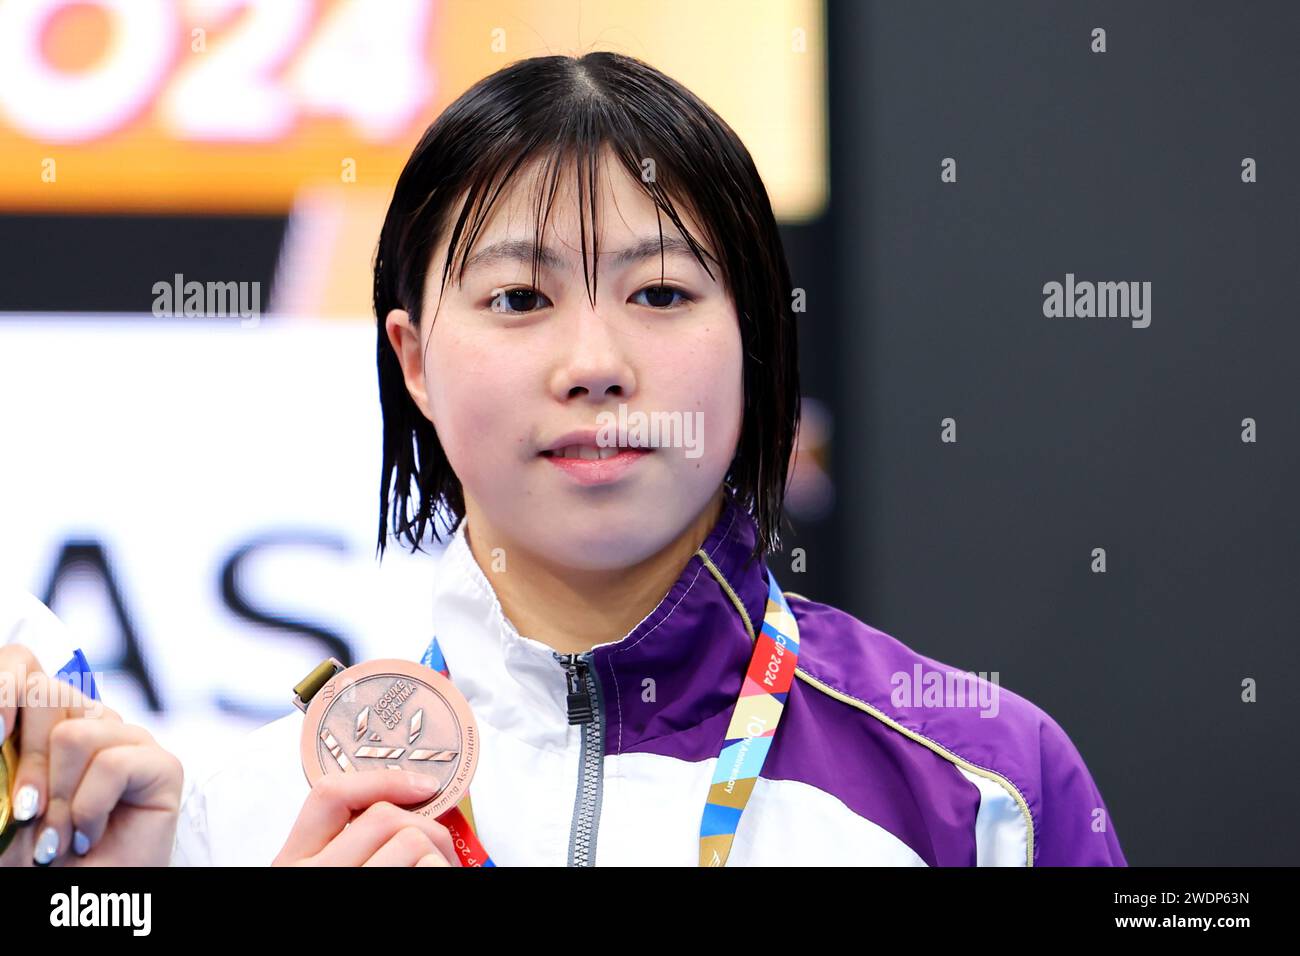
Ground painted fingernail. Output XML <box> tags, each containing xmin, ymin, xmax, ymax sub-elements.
<box><xmin>13</xmin><ymin>784</ymin><xmax>39</xmax><ymax>822</ymax></box>
<box><xmin>33</xmin><ymin>826</ymin><xmax>59</xmax><ymax>865</ymax></box>
<box><xmin>73</xmin><ymin>830</ymin><xmax>91</xmax><ymax>856</ymax></box>
<box><xmin>0</xmin><ymin>713</ymin><xmax>6</xmax><ymax>741</ymax></box>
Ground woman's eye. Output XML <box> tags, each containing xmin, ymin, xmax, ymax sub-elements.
<box><xmin>488</xmin><ymin>287</ymin><xmax>551</xmax><ymax>314</ymax></box>
<box><xmin>487</xmin><ymin>284</ymin><xmax>691</xmax><ymax>314</ymax></box>
<box><xmin>632</xmin><ymin>285</ymin><xmax>692</xmax><ymax>309</ymax></box>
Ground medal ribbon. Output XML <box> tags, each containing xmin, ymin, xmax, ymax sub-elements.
<box><xmin>421</xmin><ymin>567</ymin><xmax>799</xmax><ymax>868</ymax></box>
<box><xmin>418</xmin><ymin>638</ymin><xmax>495</xmax><ymax>867</ymax></box>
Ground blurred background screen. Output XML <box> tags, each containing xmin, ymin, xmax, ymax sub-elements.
<box><xmin>0</xmin><ymin>0</ymin><xmax>833</xmax><ymax>783</ymax></box>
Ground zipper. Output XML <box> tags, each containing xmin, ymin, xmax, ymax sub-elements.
<box><xmin>556</xmin><ymin>650</ymin><xmax>605</xmax><ymax>866</ymax></box>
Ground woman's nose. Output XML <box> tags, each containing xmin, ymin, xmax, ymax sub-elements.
<box><xmin>548</xmin><ymin>308</ymin><xmax>637</xmax><ymax>402</ymax></box>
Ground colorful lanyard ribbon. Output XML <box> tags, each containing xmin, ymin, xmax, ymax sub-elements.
<box><xmin>419</xmin><ymin>638</ymin><xmax>495</xmax><ymax>867</ymax></box>
<box><xmin>699</xmin><ymin>569</ymin><xmax>799</xmax><ymax>866</ymax></box>
<box><xmin>420</xmin><ymin>566</ymin><xmax>800</xmax><ymax>868</ymax></box>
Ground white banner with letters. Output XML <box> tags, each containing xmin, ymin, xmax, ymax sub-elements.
<box><xmin>0</xmin><ymin>316</ymin><xmax>445</xmax><ymax>778</ymax></box>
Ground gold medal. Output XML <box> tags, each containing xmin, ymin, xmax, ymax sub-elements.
<box><xmin>0</xmin><ymin>733</ymin><xmax>18</xmax><ymax>857</ymax></box>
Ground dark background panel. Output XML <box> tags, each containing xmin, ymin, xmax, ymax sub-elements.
<box><xmin>0</xmin><ymin>213</ymin><xmax>285</xmax><ymax>314</ymax></box>
<box><xmin>830</xmin><ymin>0</ymin><xmax>1299</xmax><ymax>864</ymax></box>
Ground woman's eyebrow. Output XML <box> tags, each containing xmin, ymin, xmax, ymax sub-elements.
<box><xmin>462</xmin><ymin>235</ymin><xmax>707</xmax><ymax>274</ymax></box>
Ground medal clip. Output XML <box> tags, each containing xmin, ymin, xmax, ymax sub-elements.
<box><xmin>292</xmin><ymin>658</ymin><xmax>345</xmax><ymax>713</ymax></box>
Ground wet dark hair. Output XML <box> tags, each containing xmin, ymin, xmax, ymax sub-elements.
<box><xmin>374</xmin><ymin>51</ymin><xmax>799</xmax><ymax>563</ymax></box>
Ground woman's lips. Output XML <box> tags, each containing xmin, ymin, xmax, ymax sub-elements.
<box><xmin>539</xmin><ymin>447</ymin><xmax>652</xmax><ymax>486</ymax></box>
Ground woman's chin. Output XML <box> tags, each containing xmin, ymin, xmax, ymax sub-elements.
<box><xmin>518</xmin><ymin>510</ymin><xmax>670</xmax><ymax>572</ymax></box>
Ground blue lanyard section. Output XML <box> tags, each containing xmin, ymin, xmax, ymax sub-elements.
<box><xmin>56</xmin><ymin>648</ymin><xmax>100</xmax><ymax>702</ymax></box>
<box><xmin>418</xmin><ymin>638</ymin><xmax>447</xmax><ymax>673</ymax></box>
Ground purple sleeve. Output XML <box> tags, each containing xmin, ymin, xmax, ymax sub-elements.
<box><xmin>1035</xmin><ymin>713</ymin><xmax>1127</xmax><ymax>866</ymax></box>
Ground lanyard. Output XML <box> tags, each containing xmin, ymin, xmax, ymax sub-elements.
<box><xmin>418</xmin><ymin>636</ymin><xmax>495</xmax><ymax>867</ymax></box>
<box><xmin>699</xmin><ymin>569</ymin><xmax>799</xmax><ymax>865</ymax></box>
<box><xmin>420</xmin><ymin>566</ymin><xmax>800</xmax><ymax>868</ymax></box>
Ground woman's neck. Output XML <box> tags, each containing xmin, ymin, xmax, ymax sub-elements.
<box><xmin>463</xmin><ymin>489</ymin><xmax>726</xmax><ymax>655</ymax></box>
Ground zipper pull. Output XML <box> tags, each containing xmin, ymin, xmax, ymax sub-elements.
<box><xmin>560</xmin><ymin>653</ymin><xmax>594</xmax><ymax>725</ymax></box>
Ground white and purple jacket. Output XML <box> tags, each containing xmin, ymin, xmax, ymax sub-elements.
<box><xmin>168</xmin><ymin>491</ymin><xmax>1127</xmax><ymax>866</ymax></box>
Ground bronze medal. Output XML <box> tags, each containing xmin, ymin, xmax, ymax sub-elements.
<box><xmin>298</xmin><ymin>659</ymin><xmax>479</xmax><ymax>820</ymax></box>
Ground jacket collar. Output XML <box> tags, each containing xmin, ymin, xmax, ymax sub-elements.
<box><xmin>425</xmin><ymin>489</ymin><xmax>771</xmax><ymax>756</ymax></box>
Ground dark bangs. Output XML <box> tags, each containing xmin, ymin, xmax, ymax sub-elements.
<box><xmin>374</xmin><ymin>51</ymin><xmax>799</xmax><ymax>563</ymax></box>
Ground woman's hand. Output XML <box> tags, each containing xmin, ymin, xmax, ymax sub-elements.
<box><xmin>0</xmin><ymin>644</ymin><xmax>184</xmax><ymax>867</ymax></box>
<box><xmin>273</xmin><ymin>770</ymin><xmax>461</xmax><ymax>867</ymax></box>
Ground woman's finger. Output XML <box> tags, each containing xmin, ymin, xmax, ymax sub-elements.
<box><xmin>67</xmin><ymin>743</ymin><xmax>184</xmax><ymax>853</ymax></box>
<box><xmin>9</xmin><ymin>660</ymin><xmax>105</xmax><ymax>833</ymax></box>
<box><xmin>360</xmin><ymin>825</ymin><xmax>440</xmax><ymax>867</ymax></box>
<box><xmin>12</xmin><ymin>671</ymin><xmax>66</xmax><ymax>828</ymax></box>
<box><xmin>43</xmin><ymin>719</ymin><xmax>152</xmax><ymax>862</ymax></box>
<box><xmin>311</xmin><ymin>800</ymin><xmax>454</xmax><ymax>867</ymax></box>
<box><xmin>0</xmin><ymin>643</ymin><xmax>43</xmax><ymax>753</ymax></box>
<box><xmin>273</xmin><ymin>770</ymin><xmax>442</xmax><ymax>863</ymax></box>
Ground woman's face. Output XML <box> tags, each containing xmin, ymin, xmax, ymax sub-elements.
<box><xmin>386</xmin><ymin>149</ymin><xmax>744</xmax><ymax>571</ymax></box>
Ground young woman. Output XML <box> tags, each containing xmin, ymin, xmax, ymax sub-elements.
<box><xmin>174</xmin><ymin>50</ymin><xmax>1127</xmax><ymax>867</ymax></box>
<box><xmin>5</xmin><ymin>52</ymin><xmax>1127</xmax><ymax>867</ymax></box>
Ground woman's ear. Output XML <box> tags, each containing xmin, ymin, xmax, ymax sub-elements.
<box><xmin>384</xmin><ymin>308</ymin><xmax>433</xmax><ymax>419</ymax></box>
